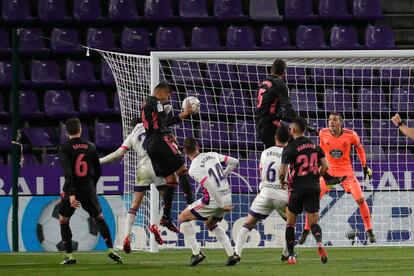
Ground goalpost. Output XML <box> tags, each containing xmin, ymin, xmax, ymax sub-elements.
<box><xmin>95</xmin><ymin>49</ymin><xmax>414</xmax><ymax>252</ymax></box>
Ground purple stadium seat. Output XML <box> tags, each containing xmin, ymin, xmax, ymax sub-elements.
<box><xmin>0</xmin><ymin>156</ymin><xmax>3</xmax><ymax>165</ymax></box>
<box><xmin>114</xmin><ymin>93</ymin><xmax>121</xmax><ymax>114</ymax></box>
<box><xmin>31</xmin><ymin>60</ymin><xmax>64</xmax><ymax>86</ymax></box>
<box><xmin>144</xmin><ymin>0</ymin><xmax>176</xmax><ymax>22</ymax></box>
<box><xmin>218</xmin><ymin>89</ymin><xmax>254</xmax><ymax>116</ymax></box>
<box><xmin>250</xmin><ymin>0</ymin><xmax>282</xmax><ymax>22</ymax></box>
<box><xmin>285</xmin><ymin>67</ymin><xmax>309</xmax><ymax>84</ymax></box>
<box><xmin>191</xmin><ymin>27</ymin><xmax>224</xmax><ymax>51</ymax></box>
<box><xmin>187</xmin><ymin>89</ymin><xmax>217</xmax><ymax>115</ymax></box>
<box><xmin>169</xmin><ymin>60</ymin><xmax>203</xmax><ymax>85</ymax></box>
<box><xmin>11</xmin><ymin>90</ymin><xmax>44</xmax><ymax>118</ymax></box>
<box><xmin>0</xmin><ymin>94</ymin><xmax>9</xmax><ymax>118</ymax></box>
<box><xmin>94</xmin><ymin>123</ymin><xmax>123</xmax><ymax>150</ymax></box>
<box><xmin>0</xmin><ymin>29</ymin><xmax>11</xmax><ymax>53</ymax></box>
<box><xmin>364</xmin><ymin>145</ymin><xmax>387</xmax><ymax>162</ymax></box>
<box><xmin>101</xmin><ymin>60</ymin><xmax>115</xmax><ymax>86</ymax></box>
<box><xmin>199</xmin><ymin>121</ymin><xmax>232</xmax><ymax>150</ymax></box>
<box><xmin>0</xmin><ymin>61</ymin><xmax>27</xmax><ymax>86</ymax></box>
<box><xmin>121</xmin><ymin>27</ymin><xmax>152</xmax><ymax>53</ymax></box>
<box><xmin>108</xmin><ymin>0</ymin><xmax>139</xmax><ymax>21</ymax></box>
<box><xmin>86</xmin><ymin>28</ymin><xmax>117</xmax><ymax>51</ymax></box>
<box><xmin>380</xmin><ymin>68</ymin><xmax>410</xmax><ymax>85</ymax></box>
<box><xmin>156</xmin><ymin>27</ymin><xmax>187</xmax><ymax>51</ymax></box>
<box><xmin>2</xmin><ymin>0</ymin><xmax>32</xmax><ymax>21</ymax></box>
<box><xmin>319</xmin><ymin>0</ymin><xmax>352</xmax><ymax>21</ymax></box>
<box><xmin>357</xmin><ymin>87</ymin><xmax>388</xmax><ymax>112</ymax></box>
<box><xmin>365</xmin><ymin>25</ymin><xmax>395</xmax><ymax>49</ymax></box>
<box><xmin>51</xmin><ymin>28</ymin><xmax>82</xmax><ymax>54</ymax></box>
<box><xmin>353</xmin><ymin>0</ymin><xmax>384</xmax><ymax>21</ymax></box>
<box><xmin>311</xmin><ymin>67</ymin><xmax>343</xmax><ymax>84</ymax></box>
<box><xmin>284</xmin><ymin>0</ymin><xmax>318</xmax><ymax>22</ymax></box>
<box><xmin>79</xmin><ymin>90</ymin><xmax>113</xmax><ymax>115</ymax></box>
<box><xmin>391</xmin><ymin>87</ymin><xmax>414</xmax><ymax>112</ymax></box>
<box><xmin>261</xmin><ymin>26</ymin><xmax>292</xmax><ymax>50</ymax></box>
<box><xmin>343</xmin><ymin>119</ymin><xmax>365</xmax><ymax>138</ymax></box>
<box><xmin>59</xmin><ymin>123</ymin><xmax>90</xmax><ymax>144</ymax></box>
<box><xmin>38</xmin><ymin>0</ymin><xmax>70</xmax><ymax>21</ymax></box>
<box><xmin>73</xmin><ymin>0</ymin><xmax>104</xmax><ymax>21</ymax></box>
<box><xmin>205</xmin><ymin>63</ymin><xmax>239</xmax><ymax>86</ymax></box>
<box><xmin>23</xmin><ymin>127</ymin><xmax>57</xmax><ymax>148</ymax></box>
<box><xmin>229</xmin><ymin>159</ymin><xmax>259</xmax><ymax>193</ymax></box>
<box><xmin>289</xmin><ymin>88</ymin><xmax>318</xmax><ymax>112</ymax></box>
<box><xmin>306</xmin><ymin>119</ymin><xmax>325</xmax><ymax>138</ymax></box>
<box><xmin>0</xmin><ymin>125</ymin><xmax>12</xmax><ymax>150</ymax></box>
<box><xmin>19</xmin><ymin>28</ymin><xmax>49</xmax><ymax>54</ymax></box>
<box><xmin>239</xmin><ymin>64</ymin><xmax>268</xmax><ymax>86</ymax></box>
<box><xmin>370</xmin><ymin>120</ymin><xmax>398</xmax><ymax>145</ymax></box>
<box><xmin>226</xmin><ymin>26</ymin><xmax>257</xmax><ymax>50</ymax></box>
<box><xmin>330</xmin><ymin>26</ymin><xmax>363</xmax><ymax>50</ymax></box>
<box><xmin>44</xmin><ymin>90</ymin><xmax>78</xmax><ymax>118</ymax></box>
<box><xmin>179</xmin><ymin>0</ymin><xmax>211</xmax><ymax>21</ymax></box>
<box><xmin>214</xmin><ymin>0</ymin><xmax>248</xmax><ymax>21</ymax></box>
<box><xmin>42</xmin><ymin>153</ymin><xmax>60</xmax><ymax>166</ymax></box>
<box><xmin>231</xmin><ymin>120</ymin><xmax>262</xmax><ymax>150</ymax></box>
<box><xmin>343</xmin><ymin>68</ymin><xmax>379</xmax><ymax>85</ymax></box>
<box><xmin>171</xmin><ymin>121</ymin><xmax>197</xmax><ymax>146</ymax></box>
<box><xmin>296</xmin><ymin>25</ymin><xmax>328</xmax><ymax>50</ymax></box>
<box><xmin>66</xmin><ymin>60</ymin><xmax>98</xmax><ymax>86</ymax></box>
<box><xmin>323</xmin><ymin>87</ymin><xmax>352</xmax><ymax>112</ymax></box>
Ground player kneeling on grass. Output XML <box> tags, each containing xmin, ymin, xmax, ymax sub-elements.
<box><xmin>99</xmin><ymin>117</ymin><xmax>165</xmax><ymax>253</ymax></box>
<box><xmin>58</xmin><ymin>118</ymin><xmax>123</xmax><ymax>265</ymax></box>
<box><xmin>179</xmin><ymin>137</ymin><xmax>240</xmax><ymax>266</ymax></box>
<box><xmin>235</xmin><ymin>125</ymin><xmax>294</xmax><ymax>262</ymax></box>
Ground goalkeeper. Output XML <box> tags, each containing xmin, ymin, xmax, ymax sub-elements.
<box><xmin>299</xmin><ymin>112</ymin><xmax>376</xmax><ymax>244</ymax></box>
<box><xmin>255</xmin><ymin>59</ymin><xmax>298</xmax><ymax>149</ymax></box>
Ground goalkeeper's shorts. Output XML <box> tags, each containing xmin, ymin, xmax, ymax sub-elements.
<box><xmin>320</xmin><ymin>174</ymin><xmax>364</xmax><ymax>201</ymax></box>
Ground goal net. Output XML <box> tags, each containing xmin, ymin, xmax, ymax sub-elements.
<box><xmin>97</xmin><ymin>49</ymin><xmax>414</xmax><ymax>251</ymax></box>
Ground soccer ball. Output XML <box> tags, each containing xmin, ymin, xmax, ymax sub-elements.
<box><xmin>36</xmin><ymin>199</ymin><xmax>99</xmax><ymax>251</ymax></box>
<box><xmin>182</xmin><ymin>96</ymin><xmax>201</xmax><ymax>113</ymax></box>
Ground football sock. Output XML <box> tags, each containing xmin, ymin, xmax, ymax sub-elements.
<box><xmin>304</xmin><ymin>215</ymin><xmax>311</xmax><ymax>231</ymax></box>
<box><xmin>210</xmin><ymin>225</ymin><xmax>234</xmax><ymax>257</ymax></box>
<box><xmin>311</xmin><ymin>223</ymin><xmax>323</xmax><ymax>244</ymax></box>
<box><xmin>59</xmin><ymin>220</ymin><xmax>73</xmax><ymax>254</ymax></box>
<box><xmin>358</xmin><ymin>200</ymin><xmax>373</xmax><ymax>231</ymax></box>
<box><xmin>162</xmin><ymin>185</ymin><xmax>176</xmax><ymax>219</ymax></box>
<box><xmin>235</xmin><ymin>224</ymin><xmax>252</xmax><ymax>256</ymax></box>
<box><xmin>125</xmin><ymin>208</ymin><xmax>137</xmax><ymax>238</ymax></box>
<box><xmin>96</xmin><ymin>217</ymin><xmax>114</xmax><ymax>248</ymax></box>
<box><xmin>285</xmin><ymin>225</ymin><xmax>295</xmax><ymax>257</ymax></box>
<box><xmin>180</xmin><ymin>222</ymin><xmax>200</xmax><ymax>255</ymax></box>
<box><xmin>178</xmin><ymin>173</ymin><xmax>193</xmax><ymax>205</ymax></box>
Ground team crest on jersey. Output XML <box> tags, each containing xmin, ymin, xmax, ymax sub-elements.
<box><xmin>330</xmin><ymin>149</ymin><xmax>343</xmax><ymax>158</ymax></box>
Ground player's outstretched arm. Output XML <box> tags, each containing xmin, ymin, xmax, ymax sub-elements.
<box><xmin>352</xmin><ymin>132</ymin><xmax>372</xmax><ymax>181</ymax></box>
<box><xmin>222</xmin><ymin>156</ymin><xmax>239</xmax><ymax>177</ymax></box>
<box><xmin>99</xmin><ymin>147</ymin><xmax>128</xmax><ymax>164</ymax></box>
<box><xmin>391</xmin><ymin>114</ymin><xmax>414</xmax><ymax>140</ymax></box>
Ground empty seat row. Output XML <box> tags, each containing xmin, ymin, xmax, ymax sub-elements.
<box><xmin>0</xmin><ymin>59</ymin><xmax>114</xmax><ymax>86</ymax></box>
<box><xmin>1</xmin><ymin>0</ymin><xmax>384</xmax><ymax>23</ymax></box>
<box><xmin>0</xmin><ymin>90</ymin><xmax>120</xmax><ymax>119</ymax></box>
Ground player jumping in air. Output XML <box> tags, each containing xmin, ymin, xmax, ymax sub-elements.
<box><xmin>298</xmin><ymin>112</ymin><xmax>376</xmax><ymax>245</ymax></box>
<box><xmin>100</xmin><ymin>117</ymin><xmax>165</xmax><ymax>253</ymax></box>
<box><xmin>279</xmin><ymin>117</ymin><xmax>330</xmax><ymax>265</ymax></box>
<box><xmin>141</xmin><ymin>83</ymin><xmax>194</xmax><ymax>233</ymax></box>
<box><xmin>58</xmin><ymin>118</ymin><xmax>123</xmax><ymax>265</ymax></box>
<box><xmin>235</xmin><ymin>125</ymin><xmax>294</xmax><ymax>262</ymax></box>
<box><xmin>179</xmin><ymin>137</ymin><xmax>240</xmax><ymax>266</ymax></box>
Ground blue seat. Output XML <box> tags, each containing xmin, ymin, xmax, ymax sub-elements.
<box><xmin>296</xmin><ymin>25</ymin><xmax>328</xmax><ymax>50</ymax></box>
<box><xmin>144</xmin><ymin>0</ymin><xmax>176</xmax><ymax>22</ymax></box>
<box><xmin>101</xmin><ymin>59</ymin><xmax>115</xmax><ymax>86</ymax></box>
<box><xmin>353</xmin><ymin>0</ymin><xmax>384</xmax><ymax>21</ymax></box>
<box><xmin>214</xmin><ymin>0</ymin><xmax>248</xmax><ymax>21</ymax></box>
<box><xmin>38</xmin><ymin>0</ymin><xmax>71</xmax><ymax>21</ymax></box>
<box><xmin>169</xmin><ymin>60</ymin><xmax>203</xmax><ymax>85</ymax></box>
<box><xmin>226</xmin><ymin>26</ymin><xmax>257</xmax><ymax>50</ymax></box>
<box><xmin>319</xmin><ymin>0</ymin><xmax>352</xmax><ymax>21</ymax></box>
<box><xmin>261</xmin><ymin>26</ymin><xmax>293</xmax><ymax>50</ymax></box>
<box><xmin>108</xmin><ymin>0</ymin><xmax>140</xmax><ymax>21</ymax></box>
<box><xmin>191</xmin><ymin>27</ymin><xmax>223</xmax><ymax>51</ymax></box>
<box><xmin>285</xmin><ymin>67</ymin><xmax>310</xmax><ymax>84</ymax></box>
<box><xmin>121</xmin><ymin>27</ymin><xmax>152</xmax><ymax>53</ymax></box>
<box><xmin>0</xmin><ymin>29</ymin><xmax>11</xmax><ymax>54</ymax></box>
<box><xmin>44</xmin><ymin>90</ymin><xmax>78</xmax><ymax>118</ymax></box>
<box><xmin>73</xmin><ymin>0</ymin><xmax>104</xmax><ymax>21</ymax></box>
<box><xmin>156</xmin><ymin>27</ymin><xmax>187</xmax><ymax>51</ymax></box>
<box><xmin>86</xmin><ymin>28</ymin><xmax>117</xmax><ymax>51</ymax></box>
<box><xmin>380</xmin><ymin>68</ymin><xmax>410</xmax><ymax>85</ymax></box>
<box><xmin>51</xmin><ymin>28</ymin><xmax>82</xmax><ymax>54</ymax></box>
<box><xmin>231</xmin><ymin>120</ymin><xmax>262</xmax><ymax>150</ymax></box>
<box><xmin>179</xmin><ymin>0</ymin><xmax>211</xmax><ymax>21</ymax></box>
<box><xmin>205</xmin><ymin>63</ymin><xmax>239</xmax><ymax>87</ymax></box>
<box><xmin>284</xmin><ymin>0</ymin><xmax>318</xmax><ymax>22</ymax></box>
<box><xmin>2</xmin><ymin>0</ymin><xmax>32</xmax><ymax>21</ymax></box>
<box><xmin>19</xmin><ymin>28</ymin><xmax>49</xmax><ymax>54</ymax></box>
<box><xmin>365</xmin><ymin>25</ymin><xmax>395</xmax><ymax>49</ymax></box>
<box><xmin>238</xmin><ymin>64</ymin><xmax>268</xmax><ymax>86</ymax></box>
<box><xmin>218</xmin><ymin>89</ymin><xmax>254</xmax><ymax>116</ymax></box>
<box><xmin>357</xmin><ymin>87</ymin><xmax>388</xmax><ymax>112</ymax></box>
<box><xmin>0</xmin><ymin>61</ymin><xmax>28</xmax><ymax>87</ymax></box>
<box><xmin>199</xmin><ymin>121</ymin><xmax>232</xmax><ymax>150</ymax></box>
<box><xmin>311</xmin><ymin>67</ymin><xmax>343</xmax><ymax>85</ymax></box>
<box><xmin>94</xmin><ymin>123</ymin><xmax>123</xmax><ymax>150</ymax></box>
<box><xmin>23</xmin><ymin>127</ymin><xmax>57</xmax><ymax>148</ymax></box>
<box><xmin>31</xmin><ymin>60</ymin><xmax>64</xmax><ymax>86</ymax></box>
<box><xmin>344</xmin><ymin>68</ymin><xmax>380</xmax><ymax>85</ymax></box>
<box><xmin>249</xmin><ymin>0</ymin><xmax>282</xmax><ymax>22</ymax></box>
<box><xmin>0</xmin><ymin>94</ymin><xmax>9</xmax><ymax>118</ymax></box>
<box><xmin>0</xmin><ymin>124</ymin><xmax>12</xmax><ymax>150</ymax></box>
<box><xmin>79</xmin><ymin>90</ymin><xmax>113</xmax><ymax>115</ymax></box>
<box><xmin>66</xmin><ymin>60</ymin><xmax>98</xmax><ymax>86</ymax></box>
<box><xmin>114</xmin><ymin>93</ymin><xmax>121</xmax><ymax>115</ymax></box>
<box><xmin>330</xmin><ymin>26</ymin><xmax>363</xmax><ymax>50</ymax></box>
<box><xmin>11</xmin><ymin>90</ymin><xmax>44</xmax><ymax>118</ymax></box>
<box><xmin>391</xmin><ymin>87</ymin><xmax>414</xmax><ymax>112</ymax></box>
<box><xmin>290</xmin><ymin>88</ymin><xmax>318</xmax><ymax>112</ymax></box>
<box><xmin>323</xmin><ymin>87</ymin><xmax>352</xmax><ymax>112</ymax></box>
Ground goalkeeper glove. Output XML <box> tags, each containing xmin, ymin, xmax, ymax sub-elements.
<box><xmin>323</xmin><ymin>173</ymin><xmax>346</xmax><ymax>189</ymax></box>
<box><xmin>363</xmin><ymin>166</ymin><xmax>372</xmax><ymax>181</ymax></box>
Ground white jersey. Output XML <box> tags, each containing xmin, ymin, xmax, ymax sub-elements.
<box><xmin>259</xmin><ymin>146</ymin><xmax>286</xmax><ymax>199</ymax></box>
<box><xmin>121</xmin><ymin>123</ymin><xmax>147</xmax><ymax>162</ymax></box>
<box><xmin>189</xmin><ymin>152</ymin><xmax>232</xmax><ymax>208</ymax></box>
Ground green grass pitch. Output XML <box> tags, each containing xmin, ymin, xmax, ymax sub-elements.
<box><xmin>1</xmin><ymin>247</ymin><xmax>413</xmax><ymax>276</ymax></box>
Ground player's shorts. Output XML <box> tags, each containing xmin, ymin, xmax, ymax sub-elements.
<box><xmin>320</xmin><ymin>173</ymin><xmax>364</xmax><ymax>201</ymax></box>
<box><xmin>147</xmin><ymin>134</ymin><xmax>184</xmax><ymax>177</ymax></box>
<box><xmin>287</xmin><ymin>189</ymin><xmax>320</xmax><ymax>215</ymax></box>
<box><xmin>59</xmin><ymin>189</ymin><xmax>102</xmax><ymax>218</ymax></box>
<box><xmin>134</xmin><ymin>156</ymin><xmax>166</xmax><ymax>192</ymax></box>
<box><xmin>256</xmin><ymin>124</ymin><xmax>277</xmax><ymax>149</ymax></box>
<box><xmin>249</xmin><ymin>190</ymin><xmax>287</xmax><ymax>220</ymax></box>
<box><xmin>188</xmin><ymin>199</ymin><xmax>230</xmax><ymax>221</ymax></box>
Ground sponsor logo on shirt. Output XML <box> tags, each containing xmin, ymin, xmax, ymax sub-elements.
<box><xmin>330</xmin><ymin>149</ymin><xmax>343</xmax><ymax>158</ymax></box>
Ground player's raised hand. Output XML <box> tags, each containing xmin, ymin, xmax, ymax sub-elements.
<box><xmin>363</xmin><ymin>166</ymin><xmax>373</xmax><ymax>181</ymax></box>
<box><xmin>70</xmin><ymin>195</ymin><xmax>80</xmax><ymax>208</ymax></box>
<box><xmin>180</xmin><ymin>103</ymin><xmax>193</xmax><ymax>119</ymax></box>
<box><xmin>391</xmin><ymin>113</ymin><xmax>402</xmax><ymax>127</ymax></box>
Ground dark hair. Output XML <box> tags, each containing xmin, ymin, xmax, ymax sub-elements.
<box><xmin>65</xmin><ymin>118</ymin><xmax>81</xmax><ymax>135</ymax></box>
<box><xmin>271</xmin><ymin>59</ymin><xmax>286</xmax><ymax>75</ymax></box>
<box><xmin>183</xmin><ymin>137</ymin><xmax>198</xmax><ymax>154</ymax></box>
<box><xmin>131</xmin><ymin>117</ymin><xmax>142</xmax><ymax>127</ymax></box>
<box><xmin>154</xmin><ymin>83</ymin><xmax>171</xmax><ymax>94</ymax></box>
<box><xmin>329</xmin><ymin>111</ymin><xmax>343</xmax><ymax>120</ymax></box>
<box><xmin>291</xmin><ymin>117</ymin><xmax>308</xmax><ymax>134</ymax></box>
<box><xmin>276</xmin><ymin>125</ymin><xmax>290</xmax><ymax>144</ymax></box>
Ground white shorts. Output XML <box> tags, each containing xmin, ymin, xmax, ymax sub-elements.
<box><xmin>188</xmin><ymin>198</ymin><xmax>230</xmax><ymax>221</ymax></box>
<box><xmin>135</xmin><ymin>156</ymin><xmax>166</xmax><ymax>192</ymax></box>
<box><xmin>249</xmin><ymin>190</ymin><xmax>287</xmax><ymax>220</ymax></box>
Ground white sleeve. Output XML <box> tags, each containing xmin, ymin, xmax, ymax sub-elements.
<box><xmin>121</xmin><ymin>134</ymin><xmax>133</xmax><ymax>149</ymax></box>
<box><xmin>217</xmin><ymin>153</ymin><xmax>239</xmax><ymax>177</ymax></box>
<box><xmin>99</xmin><ymin>147</ymin><xmax>128</xmax><ymax>164</ymax></box>
<box><xmin>202</xmin><ymin>178</ymin><xmax>224</xmax><ymax>208</ymax></box>
<box><xmin>259</xmin><ymin>151</ymin><xmax>265</xmax><ymax>178</ymax></box>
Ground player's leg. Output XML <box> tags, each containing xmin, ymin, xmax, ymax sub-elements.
<box><xmin>234</xmin><ymin>214</ymin><xmax>259</xmax><ymax>257</ymax></box>
<box><xmin>58</xmin><ymin>195</ymin><xmax>76</xmax><ymax>265</ymax></box>
<box><xmin>347</xmin><ymin>176</ymin><xmax>376</xmax><ymax>243</ymax></box>
<box><xmin>160</xmin><ymin>174</ymin><xmax>180</xmax><ymax>233</ymax></box>
<box><xmin>149</xmin><ymin>185</ymin><xmax>166</xmax><ymax>245</ymax></box>
<box><xmin>285</xmin><ymin>191</ymin><xmax>302</xmax><ymax>265</ymax></box>
<box><xmin>123</xmin><ymin>190</ymin><xmax>146</xmax><ymax>253</ymax></box>
<box><xmin>257</xmin><ymin>124</ymin><xmax>277</xmax><ymax>149</ymax></box>
<box><xmin>178</xmin><ymin>204</ymin><xmax>204</xmax><ymax>266</ymax></box>
<box><xmin>176</xmin><ymin>165</ymin><xmax>194</xmax><ymax>205</ymax></box>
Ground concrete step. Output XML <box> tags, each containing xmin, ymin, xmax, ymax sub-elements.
<box><xmin>381</xmin><ymin>0</ymin><xmax>414</xmax><ymax>13</ymax></box>
<box><xmin>384</xmin><ymin>14</ymin><xmax>414</xmax><ymax>29</ymax></box>
<box><xmin>393</xmin><ymin>29</ymin><xmax>414</xmax><ymax>46</ymax></box>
